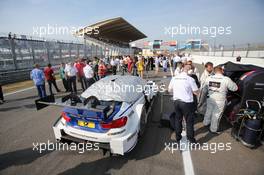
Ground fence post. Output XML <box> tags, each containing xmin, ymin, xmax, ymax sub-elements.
<box><xmin>58</xmin><ymin>42</ymin><xmax>62</xmax><ymax>62</ymax></box>
<box><xmin>246</xmin><ymin>43</ymin><xmax>250</xmax><ymax>58</ymax></box>
<box><xmin>95</xmin><ymin>45</ymin><xmax>98</xmax><ymax>57</ymax></box>
<box><xmin>90</xmin><ymin>44</ymin><xmax>94</xmax><ymax>58</ymax></box>
<box><xmin>69</xmin><ymin>43</ymin><xmax>72</xmax><ymax>61</ymax></box>
<box><xmin>31</xmin><ymin>42</ymin><xmax>36</xmax><ymax>64</ymax></box>
<box><xmin>77</xmin><ymin>44</ymin><xmax>80</xmax><ymax>58</ymax></box>
<box><xmin>213</xmin><ymin>46</ymin><xmax>216</xmax><ymax>56</ymax></box>
<box><xmin>84</xmin><ymin>39</ymin><xmax>87</xmax><ymax>58</ymax></box>
<box><xmin>9</xmin><ymin>38</ymin><xmax>18</xmax><ymax>70</ymax></box>
<box><xmin>46</xmin><ymin>42</ymin><xmax>51</xmax><ymax>64</ymax></box>
<box><xmin>221</xmin><ymin>45</ymin><xmax>224</xmax><ymax>57</ymax></box>
<box><xmin>232</xmin><ymin>44</ymin><xmax>235</xmax><ymax>57</ymax></box>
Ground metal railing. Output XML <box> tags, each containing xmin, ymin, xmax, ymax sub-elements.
<box><xmin>191</xmin><ymin>43</ymin><xmax>264</xmax><ymax>58</ymax></box>
<box><xmin>0</xmin><ymin>33</ymin><xmax>133</xmax><ymax>84</ymax></box>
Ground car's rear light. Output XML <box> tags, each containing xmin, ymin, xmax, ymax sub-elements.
<box><xmin>100</xmin><ymin>116</ymin><xmax>128</xmax><ymax>129</ymax></box>
<box><xmin>61</xmin><ymin>112</ymin><xmax>71</xmax><ymax>122</ymax></box>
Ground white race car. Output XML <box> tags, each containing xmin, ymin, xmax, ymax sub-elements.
<box><xmin>37</xmin><ymin>75</ymin><xmax>157</xmax><ymax>155</ymax></box>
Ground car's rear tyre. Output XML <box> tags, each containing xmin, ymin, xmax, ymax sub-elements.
<box><xmin>139</xmin><ymin>106</ymin><xmax>147</xmax><ymax>136</ymax></box>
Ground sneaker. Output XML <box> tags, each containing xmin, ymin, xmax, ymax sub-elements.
<box><xmin>209</xmin><ymin>130</ymin><xmax>221</xmax><ymax>135</ymax></box>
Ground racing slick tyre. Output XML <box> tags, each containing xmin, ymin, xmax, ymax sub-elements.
<box><xmin>139</xmin><ymin>106</ymin><xmax>147</xmax><ymax>137</ymax></box>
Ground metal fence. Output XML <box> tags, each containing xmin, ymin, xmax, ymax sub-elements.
<box><xmin>0</xmin><ymin>34</ymin><xmax>132</xmax><ymax>84</ymax></box>
<box><xmin>191</xmin><ymin>43</ymin><xmax>264</xmax><ymax>58</ymax></box>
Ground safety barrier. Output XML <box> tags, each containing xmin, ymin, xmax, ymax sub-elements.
<box><xmin>0</xmin><ymin>34</ymin><xmax>133</xmax><ymax>85</ymax></box>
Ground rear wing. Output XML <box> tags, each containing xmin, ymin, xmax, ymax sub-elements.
<box><xmin>35</xmin><ymin>94</ymin><xmax>109</xmax><ymax>113</ymax></box>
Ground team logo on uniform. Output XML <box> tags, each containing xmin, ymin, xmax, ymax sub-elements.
<box><xmin>209</xmin><ymin>81</ymin><xmax>221</xmax><ymax>88</ymax></box>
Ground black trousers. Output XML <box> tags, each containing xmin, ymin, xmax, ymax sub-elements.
<box><xmin>112</xmin><ymin>66</ymin><xmax>117</xmax><ymax>75</ymax></box>
<box><xmin>174</xmin><ymin>100</ymin><xmax>195</xmax><ymax>140</ymax></box>
<box><xmin>62</xmin><ymin>78</ymin><xmax>69</xmax><ymax>92</ymax></box>
<box><xmin>68</xmin><ymin>76</ymin><xmax>77</xmax><ymax>93</ymax></box>
<box><xmin>79</xmin><ymin>75</ymin><xmax>87</xmax><ymax>91</ymax></box>
<box><xmin>47</xmin><ymin>79</ymin><xmax>60</xmax><ymax>95</ymax></box>
<box><xmin>0</xmin><ymin>85</ymin><xmax>4</xmax><ymax>100</ymax></box>
<box><xmin>86</xmin><ymin>78</ymin><xmax>95</xmax><ymax>88</ymax></box>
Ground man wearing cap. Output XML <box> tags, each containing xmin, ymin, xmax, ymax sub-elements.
<box><xmin>203</xmin><ymin>66</ymin><xmax>238</xmax><ymax>134</ymax></box>
<box><xmin>168</xmin><ymin>64</ymin><xmax>199</xmax><ymax>143</ymax></box>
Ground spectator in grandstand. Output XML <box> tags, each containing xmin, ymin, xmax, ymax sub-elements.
<box><xmin>44</xmin><ymin>64</ymin><xmax>61</xmax><ymax>95</ymax></box>
<box><xmin>30</xmin><ymin>64</ymin><xmax>46</xmax><ymax>98</ymax></box>
<box><xmin>75</xmin><ymin>59</ymin><xmax>87</xmax><ymax>91</ymax></box>
<box><xmin>65</xmin><ymin>62</ymin><xmax>78</xmax><ymax>93</ymax></box>
<box><xmin>98</xmin><ymin>60</ymin><xmax>107</xmax><ymax>79</ymax></box>
<box><xmin>0</xmin><ymin>84</ymin><xmax>5</xmax><ymax>104</ymax></box>
<box><xmin>59</xmin><ymin>62</ymin><xmax>69</xmax><ymax>92</ymax></box>
<box><xmin>83</xmin><ymin>60</ymin><xmax>95</xmax><ymax>88</ymax></box>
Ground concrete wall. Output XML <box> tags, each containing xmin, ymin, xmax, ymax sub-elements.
<box><xmin>191</xmin><ymin>55</ymin><xmax>264</xmax><ymax>68</ymax></box>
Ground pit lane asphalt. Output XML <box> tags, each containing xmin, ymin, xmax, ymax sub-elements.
<box><xmin>0</xmin><ymin>66</ymin><xmax>264</xmax><ymax>175</ymax></box>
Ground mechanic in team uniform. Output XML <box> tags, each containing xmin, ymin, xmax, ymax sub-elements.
<box><xmin>203</xmin><ymin>66</ymin><xmax>238</xmax><ymax>134</ymax></box>
<box><xmin>168</xmin><ymin>64</ymin><xmax>199</xmax><ymax>143</ymax></box>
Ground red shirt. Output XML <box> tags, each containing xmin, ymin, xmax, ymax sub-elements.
<box><xmin>44</xmin><ymin>67</ymin><xmax>54</xmax><ymax>81</ymax></box>
<box><xmin>98</xmin><ymin>64</ymin><xmax>107</xmax><ymax>76</ymax></box>
<box><xmin>75</xmin><ymin>62</ymin><xmax>85</xmax><ymax>77</ymax></box>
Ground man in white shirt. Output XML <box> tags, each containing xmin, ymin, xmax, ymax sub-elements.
<box><xmin>168</xmin><ymin>64</ymin><xmax>199</xmax><ymax>143</ymax></box>
<box><xmin>115</xmin><ymin>57</ymin><xmax>120</xmax><ymax>72</ymax></box>
<box><xmin>83</xmin><ymin>60</ymin><xmax>94</xmax><ymax>88</ymax></box>
<box><xmin>162</xmin><ymin>57</ymin><xmax>168</xmax><ymax>72</ymax></box>
<box><xmin>65</xmin><ymin>62</ymin><xmax>78</xmax><ymax>93</ymax></box>
<box><xmin>173</xmin><ymin>54</ymin><xmax>181</xmax><ymax>70</ymax></box>
<box><xmin>154</xmin><ymin>57</ymin><xmax>160</xmax><ymax>75</ymax></box>
<box><xmin>186</xmin><ymin>60</ymin><xmax>200</xmax><ymax>80</ymax></box>
<box><xmin>203</xmin><ymin>66</ymin><xmax>238</xmax><ymax>134</ymax></box>
<box><xmin>200</xmin><ymin>62</ymin><xmax>214</xmax><ymax>88</ymax></box>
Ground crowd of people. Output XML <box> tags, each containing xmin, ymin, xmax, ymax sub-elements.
<box><xmin>168</xmin><ymin>55</ymin><xmax>238</xmax><ymax>144</ymax></box>
<box><xmin>30</xmin><ymin>55</ymin><xmax>155</xmax><ymax>98</ymax></box>
<box><xmin>30</xmin><ymin>54</ymin><xmax>184</xmax><ymax>100</ymax></box>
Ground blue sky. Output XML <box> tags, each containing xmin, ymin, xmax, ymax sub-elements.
<box><xmin>0</xmin><ymin>0</ymin><xmax>263</xmax><ymax>45</ymax></box>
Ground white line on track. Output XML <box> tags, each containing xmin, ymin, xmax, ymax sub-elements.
<box><xmin>181</xmin><ymin>131</ymin><xmax>195</xmax><ymax>175</ymax></box>
<box><xmin>4</xmin><ymin>86</ymin><xmax>36</xmax><ymax>96</ymax></box>
<box><xmin>4</xmin><ymin>80</ymin><xmax>62</xmax><ymax>97</ymax></box>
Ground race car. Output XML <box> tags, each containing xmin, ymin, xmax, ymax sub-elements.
<box><xmin>36</xmin><ymin>75</ymin><xmax>157</xmax><ymax>155</ymax></box>
<box><xmin>220</xmin><ymin>62</ymin><xmax>264</xmax><ymax>123</ymax></box>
